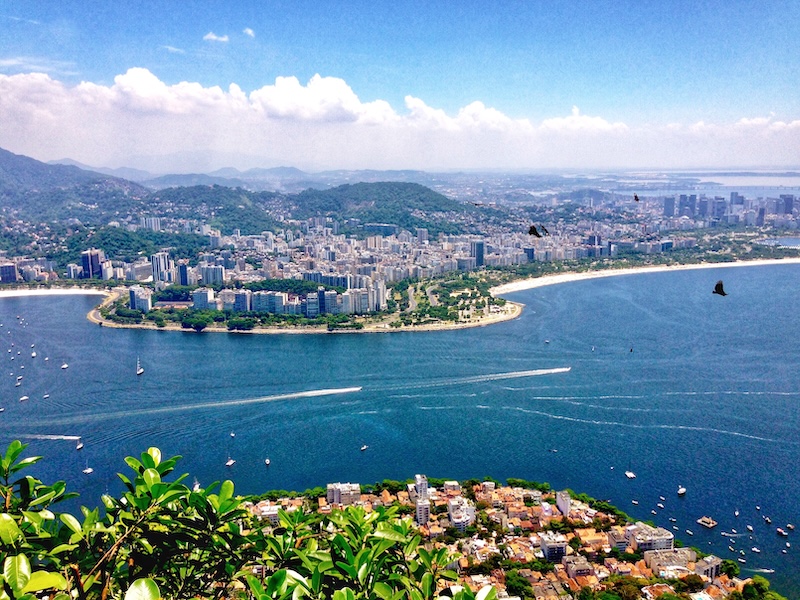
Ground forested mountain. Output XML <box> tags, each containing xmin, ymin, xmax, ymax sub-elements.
<box><xmin>0</xmin><ymin>147</ymin><xmax>149</xmax><ymax>222</ymax></box>
<box><xmin>0</xmin><ymin>148</ymin><xmax>477</xmax><ymax>235</ymax></box>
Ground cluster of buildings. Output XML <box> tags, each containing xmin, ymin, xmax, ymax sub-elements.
<box><xmin>246</xmin><ymin>477</ymin><xmax>756</xmax><ymax>600</ymax></box>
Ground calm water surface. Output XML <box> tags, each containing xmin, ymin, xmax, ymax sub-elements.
<box><xmin>2</xmin><ymin>264</ymin><xmax>800</xmax><ymax>595</ymax></box>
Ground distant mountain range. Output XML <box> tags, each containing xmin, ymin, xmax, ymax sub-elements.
<box><xmin>1</xmin><ymin>147</ymin><xmax>478</xmax><ymax>236</ymax></box>
<box><xmin>46</xmin><ymin>157</ymin><xmax>453</xmax><ymax>193</ymax></box>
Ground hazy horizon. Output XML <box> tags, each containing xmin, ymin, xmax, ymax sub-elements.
<box><xmin>2</xmin><ymin>1</ymin><xmax>799</xmax><ymax>172</ymax></box>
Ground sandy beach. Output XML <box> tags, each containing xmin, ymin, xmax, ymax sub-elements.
<box><xmin>2</xmin><ymin>257</ymin><xmax>799</xmax><ymax>333</ymax></box>
<box><xmin>0</xmin><ymin>287</ymin><xmax>107</xmax><ymax>299</ymax></box>
<box><xmin>490</xmin><ymin>257</ymin><xmax>800</xmax><ymax>295</ymax></box>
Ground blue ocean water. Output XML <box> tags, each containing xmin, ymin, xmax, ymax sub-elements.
<box><xmin>2</xmin><ymin>263</ymin><xmax>800</xmax><ymax>595</ymax></box>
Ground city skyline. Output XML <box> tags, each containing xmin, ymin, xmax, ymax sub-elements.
<box><xmin>1</xmin><ymin>1</ymin><xmax>799</xmax><ymax>172</ymax></box>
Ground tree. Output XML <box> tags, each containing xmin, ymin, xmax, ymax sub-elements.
<box><xmin>682</xmin><ymin>573</ymin><xmax>705</xmax><ymax>593</ymax></box>
<box><xmin>504</xmin><ymin>570</ymin><xmax>532</xmax><ymax>598</ymax></box>
<box><xmin>721</xmin><ymin>558</ymin><xmax>740</xmax><ymax>578</ymax></box>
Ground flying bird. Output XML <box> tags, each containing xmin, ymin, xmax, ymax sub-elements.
<box><xmin>634</xmin><ymin>194</ymin><xmax>640</xmax><ymax>202</ymax></box>
<box><xmin>528</xmin><ymin>225</ymin><xmax>542</xmax><ymax>238</ymax></box>
<box><xmin>712</xmin><ymin>280</ymin><xmax>727</xmax><ymax>296</ymax></box>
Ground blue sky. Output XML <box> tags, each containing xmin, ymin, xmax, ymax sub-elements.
<box><xmin>1</xmin><ymin>1</ymin><xmax>799</xmax><ymax>172</ymax></box>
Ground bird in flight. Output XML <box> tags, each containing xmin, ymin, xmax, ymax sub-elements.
<box><xmin>528</xmin><ymin>225</ymin><xmax>542</xmax><ymax>238</ymax></box>
<box><xmin>634</xmin><ymin>194</ymin><xmax>640</xmax><ymax>202</ymax></box>
<box><xmin>712</xmin><ymin>280</ymin><xmax>727</xmax><ymax>296</ymax></box>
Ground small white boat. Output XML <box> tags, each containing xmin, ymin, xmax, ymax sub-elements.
<box><xmin>225</xmin><ymin>457</ymin><xmax>235</xmax><ymax>467</ymax></box>
<box><xmin>751</xmin><ymin>547</ymin><xmax>761</xmax><ymax>553</ymax></box>
<box><xmin>787</xmin><ymin>523</ymin><xmax>795</xmax><ymax>530</ymax></box>
<box><xmin>264</xmin><ymin>458</ymin><xmax>271</xmax><ymax>466</ymax></box>
<box><xmin>61</xmin><ymin>363</ymin><xmax>68</xmax><ymax>369</ymax></box>
<box><xmin>659</xmin><ymin>495</ymin><xmax>666</xmax><ymax>501</ymax></box>
<box><xmin>677</xmin><ymin>485</ymin><xmax>687</xmax><ymax>496</ymax></box>
<box><xmin>686</xmin><ymin>529</ymin><xmax>694</xmax><ymax>536</ymax></box>
<box><xmin>15</xmin><ymin>381</ymin><xmax>20</xmax><ymax>387</ymax></box>
<box><xmin>777</xmin><ymin>527</ymin><xmax>788</xmax><ymax>537</ymax></box>
<box><xmin>735</xmin><ymin>509</ymin><xmax>740</xmax><ymax>517</ymax></box>
<box><xmin>669</xmin><ymin>517</ymin><xmax>676</xmax><ymax>522</ymax></box>
<box><xmin>31</xmin><ymin>352</ymin><xmax>36</xmax><ymax>358</ymax></box>
<box><xmin>657</xmin><ymin>503</ymin><xmax>665</xmax><ymax>509</ymax></box>
<box><xmin>731</xmin><ymin>528</ymin><xmax>737</xmax><ymax>534</ymax></box>
<box><xmin>631</xmin><ymin>500</ymin><xmax>639</xmax><ymax>505</ymax></box>
<box><xmin>746</xmin><ymin>524</ymin><xmax>754</xmax><ymax>532</ymax></box>
<box><xmin>19</xmin><ymin>395</ymin><xmax>29</xmax><ymax>402</ymax></box>
<box><xmin>738</xmin><ymin>557</ymin><xmax>747</xmax><ymax>564</ymax></box>
<box><xmin>136</xmin><ymin>357</ymin><xmax>144</xmax><ymax>376</ymax></box>
<box><xmin>672</xmin><ymin>526</ymin><xmax>679</xmax><ymax>531</ymax></box>
<box><xmin>0</xmin><ymin>408</ymin><xmax>5</xmax><ymax>413</ymax></box>
<box><xmin>16</xmin><ymin>375</ymin><xmax>22</xmax><ymax>381</ymax></box>
<box><xmin>83</xmin><ymin>461</ymin><xmax>93</xmax><ymax>474</ymax></box>
<box><xmin>729</xmin><ymin>546</ymin><xmax>735</xmax><ymax>552</ymax></box>
<box><xmin>42</xmin><ymin>394</ymin><xmax>49</xmax><ymax>399</ymax></box>
<box><xmin>361</xmin><ymin>444</ymin><xmax>368</xmax><ymax>451</ymax></box>
<box><xmin>192</xmin><ymin>478</ymin><xmax>200</xmax><ymax>492</ymax></box>
<box><xmin>76</xmin><ymin>439</ymin><xmax>84</xmax><ymax>450</ymax></box>
<box><xmin>651</xmin><ymin>510</ymin><xmax>657</xmax><ymax>515</ymax></box>
<box><xmin>625</xmin><ymin>470</ymin><xmax>636</xmax><ymax>479</ymax></box>
<box><xmin>230</xmin><ymin>431</ymin><xmax>235</xmax><ymax>438</ymax></box>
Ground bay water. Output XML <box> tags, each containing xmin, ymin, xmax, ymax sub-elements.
<box><xmin>2</xmin><ymin>263</ymin><xmax>799</xmax><ymax>594</ymax></box>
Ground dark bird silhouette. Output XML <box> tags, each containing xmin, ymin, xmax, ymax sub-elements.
<box><xmin>528</xmin><ymin>225</ymin><xmax>542</xmax><ymax>238</ymax></box>
<box><xmin>634</xmin><ymin>193</ymin><xmax>640</xmax><ymax>202</ymax></box>
<box><xmin>540</xmin><ymin>225</ymin><xmax>550</xmax><ymax>235</ymax></box>
<box><xmin>713</xmin><ymin>280</ymin><xmax>727</xmax><ymax>296</ymax></box>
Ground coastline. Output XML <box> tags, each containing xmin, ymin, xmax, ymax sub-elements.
<box><xmin>489</xmin><ymin>257</ymin><xmax>800</xmax><ymax>295</ymax></box>
<box><xmin>3</xmin><ymin>257</ymin><xmax>800</xmax><ymax>334</ymax></box>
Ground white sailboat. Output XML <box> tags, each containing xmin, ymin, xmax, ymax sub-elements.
<box><xmin>136</xmin><ymin>357</ymin><xmax>144</xmax><ymax>376</ymax></box>
<box><xmin>225</xmin><ymin>456</ymin><xmax>235</xmax><ymax>467</ymax></box>
<box><xmin>83</xmin><ymin>461</ymin><xmax>93</xmax><ymax>474</ymax></box>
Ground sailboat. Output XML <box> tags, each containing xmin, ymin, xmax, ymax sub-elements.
<box><xmin>136</xmin><ymin>357</ymin><xmax>144</xmax><ymax>376</ymax></box>
<box><xmin>225</xmin><ymin>456</ymin><xmax>235</xmax><ymax>467</ymax></box>
<box><xmin>264</xmin><ymin>457</ymin><xmax>271</xmax><ymax>466</ymax></box>
<box><xmin>76</xmin><ymin>438</ymin><xmax>84</xmax><ymax>451</ymax></box>
<box><xmin>83</xmin><ymin>461</ymin><xmax>93</xmax><ymax>474</ymax></box>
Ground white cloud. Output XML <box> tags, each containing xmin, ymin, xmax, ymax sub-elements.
<box><xmin>243</xmin><ymin>27</ymin><xmax>255</xmax><ymax>38</ymax></box>
<box><xmin>540</xmin><ymin>106</ymin><xmax>627</xmax><ymax>133</ymax></box>
<box><xmin>0</xmin><ymin>56</ymin><xmax>77</xmax><ymax>75</ymax></box>
<box><xmin>203</xmin><ymin>32</ymin><xmax>229</xmax><ymax>43</ymax></box>
<box><xmin>0</xmin><ymin>68</ymin><xmax>797</xmax><ymax>172</ymax></box>
<box><xmin>161</xmin><ymin>45</ymin><xmax>185</xmax><ymax>54</ymax></box>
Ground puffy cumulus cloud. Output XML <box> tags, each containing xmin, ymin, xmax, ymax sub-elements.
<box><xmin>243</xmin><ymin>27</ymin><xmax>255</xmax><ymax>38</ymax></box>
<box><xmin>203</xmin><ymin>32</ymin><xmax>229</xmax><ymax>43</ymax></box>
<box><xmin>540</xmin><ymin>106</ymin><xmax>628</xmax><ymax>133</ymax></box>
<box><xmin>250</xmin><ymin>74</ymin><xmax>398</xmax><ymax>124</ymax></box>
<box><xmin>0</xmin><ymin>69</ymin><xmax>798</xmax><ymax>171</ymax></box>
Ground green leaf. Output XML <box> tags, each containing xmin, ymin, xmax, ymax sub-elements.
<box><xmin>124</xmin><ymin>578</ymin><xmax>160</xmax><ymax>600</ymax></box>
<box><xmin>142</xmin><ymin>468</ymin><xmax>161</xmax><ymax>490</ymax></box>
<box><xmin>0</xmin><ymin>514</ymin><xmax>23</xmax><ymax>545</ymax></box>
<box><xmin>475</xmin><ymin>586</ymin><xmax>497</xmax><ymax>600</ymax></box>
<box><xmin>4</xmin><ymin>554</ymin><xmax>31</xmax><ymax>594</ymax></box>
<box><xmin>22</xmin><ymin>570</ymin><xmax>67</xmax><ymax>593</ymax></box>
<box><xmin>59</xmin><ymin>513</ymin><xmax>82</xmax><ymax>535</ymax></box>
<box><xmin>219</xmin><ymin>479</ymin><xmax>234</xmax><ymax>503</ymax></box>
<box><xmin>146</xmin><ymin>447</ymin><xmax>161</xmax><ymax>466</ymax></box>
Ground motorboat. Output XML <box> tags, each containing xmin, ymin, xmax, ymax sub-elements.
<box><xmin>19</xmin><ymin>395</ymin><xmax>28</xmax><ymax>402</ymax></box>
<box><xmin>225</xmin><ymin>457</ymin><xmax>235</xmax><ymax>467</ymax></box>
<box><xmin>361</xmin><ymin>444</ymin><xmax>368</xmax><ymax>451</ymax></box>
<box><xmin>625</xmin><ymin>471</ymin><xmax>636</xmax><ymax>479</ymax></box>
<box><xmin>136</xmin><ymin>357</ymin><xmax>144</xmax><ymax>376</ymax></box>
<box><xmin>697</xmin><ymin>516</ymin><xmax>718</xmax><ymax>529</ymax></box>
<box><xmin>631</xmin><ymin>500</ymin><xmax>639</xmax><ymax>505</ymax></box>
<box><xmin>264</xmin><ymin>458</ymin><xmax>271</xmax><ymax>466</ymax></box>
<box><xmin>677</xmin><ymin>485</ymin><xmax>687</xmax><ymax>496</ymax></box>
<box><xmin>76</xmin><ymin>439</ymin><xmax>84</xmax><ymax>450</ymax></box>
<box><xmin>746</xmin><ymin>524</ymin><xmax>754</xmax><ymax>532</ymax></box>
<box><xmin>61</xmin><ymin>363</ymin><xmax>68</xmax><ymax>369</ymax></box>
<box><xmin>777</xmin><ymin>527</ymin><xmax>788</xmax><ymax>537</ymax></box>
<box><xmin>657</xmin><ymin>503</ymin><xmax>665</xmax><ymax>509</ymax></box>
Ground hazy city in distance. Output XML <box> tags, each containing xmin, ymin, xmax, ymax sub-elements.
<box><xmin>3</xmin><ymin>3</ymin><xmax>800</xmax><ymax>600</ymax></box>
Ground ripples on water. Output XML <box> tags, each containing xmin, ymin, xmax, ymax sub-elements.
<box><xmin>2</xmin><ymin>263</ymin><xmax>800</xmax><ymax>594</ymax></box>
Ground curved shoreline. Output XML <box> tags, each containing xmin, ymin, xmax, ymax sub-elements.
<box><xmin>489</xmin><ymin>257</ymin><xmax>800</xmax><ymax>295</ymax></box>
<box><xmin>2</xmin><ymin>257</ymin><xmax>800</xmax><ymax>334</ymax></box>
